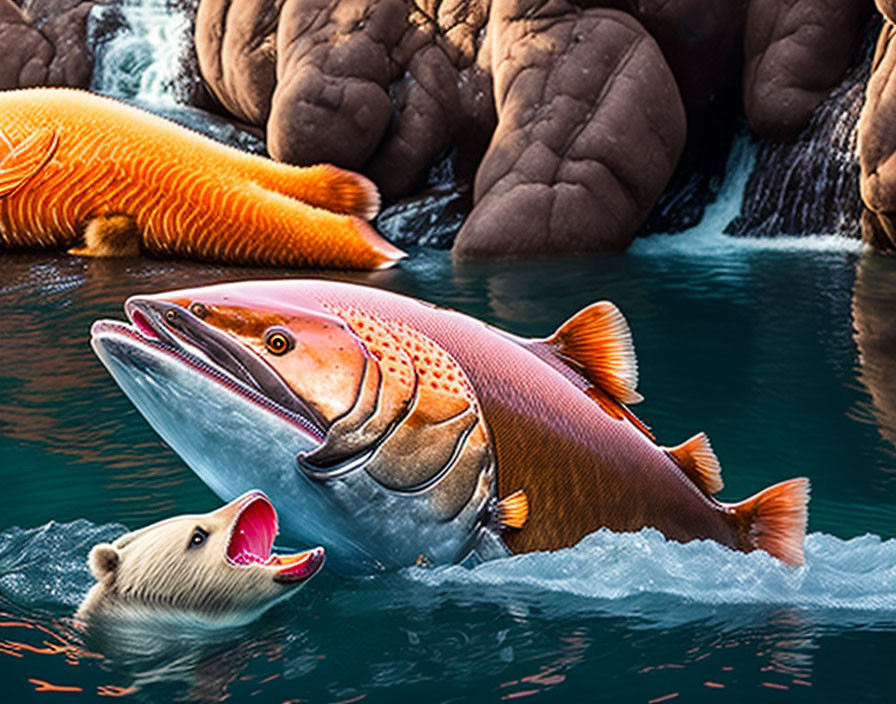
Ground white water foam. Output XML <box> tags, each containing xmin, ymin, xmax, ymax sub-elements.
<box><xmin>630</xmin><ymin>136</ymin><xmax>868</xmax><ymax>258</ymax></box>
<box><xmin>407</xmin><ymin>528</ymin><xmax>896</xmax><ymax>613</ymax></box>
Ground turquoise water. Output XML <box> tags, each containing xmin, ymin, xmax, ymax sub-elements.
<box><xmin>2</xmin><ymin>232</ymin><xmax>896</xmax><ymax>701</ymax></box>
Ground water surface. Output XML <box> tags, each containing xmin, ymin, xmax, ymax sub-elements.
<box><xmin>3</xmin><ymin>233</ymin><xmax>896</xmax><ymax>701</ymax></box>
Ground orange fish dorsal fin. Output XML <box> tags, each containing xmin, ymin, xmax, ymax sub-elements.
<box><xmin>664</xmin><ymin>432</ymin><xmax>724</xmax><ymax>495</ymax></box>
<box><xmin>0</xmin><ymin>128</ymin><xmax>58</xmax><ymax>198</ymax></box>
<box><xmin>497</xmin><ymin>490</ymin><xmax>529</xmax><ymax>529</ymax></box>
<box><xmin>545</xmin><ymin>301</ymin><xmax>643</xmax><ymax>405</ymax></box>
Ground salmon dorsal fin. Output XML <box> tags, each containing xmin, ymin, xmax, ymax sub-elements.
<box><xmin>545</xmin><ymin>301</ymin><xmax>643</xmax><ymax>405</ymax></box>
<box><xmin>0</xmin><ymin>128</ymin><xmax>58</xmax><ymax>198</ymax></box>
<box><xmin>664</xmin><ymin>432</ymin><xmax>724</xmax><ymax>495</ymax></box>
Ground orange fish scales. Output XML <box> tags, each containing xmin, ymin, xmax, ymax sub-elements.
<box><xmin>0</xmin><ymin>88</ymin><xmax>403</xmax><ymax>268</ymax></box>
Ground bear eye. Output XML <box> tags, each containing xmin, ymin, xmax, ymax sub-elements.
<box><xmin>188</xmin><ymin>527</ymin><xmax>208</xmax><ymax>549</ymax></box>
<box><xmin>264</xmin><ymin>327</ymin><xmax>294</xmax><ymax>356</ymax></box>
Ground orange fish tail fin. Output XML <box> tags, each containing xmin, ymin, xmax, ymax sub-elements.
<box><xmin>304</xmin><ymin>164</ymin><xmax>381</xmax><ymax>220</ymax></box>
<box><xmin>263</xmin><ymin>162</ymin><xmax>381</xmax><ymax>220</ymax></box>
<box><xmin>727</xmin><ymin>478</ymin><xmax>810</xmax><ymax>565</ymax></box>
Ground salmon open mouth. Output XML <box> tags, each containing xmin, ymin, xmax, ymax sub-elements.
<box><xmin>91</xmin><ymin>300</ymin><xmax>327</xmax><ymax>442</ymax></box>
<box><xmin>226</xmin><ymin>492</ymin><xmax>325</xmax><ymax>583</ymax></box>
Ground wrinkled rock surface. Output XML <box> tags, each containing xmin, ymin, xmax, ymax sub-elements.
<box><xmin>859</xmin><ymin>18</ymin><xmax>896</xmax><ymax>248</ymax></box>
<box><xmin>744</xmin><ymin>0</ymin><xmax>871</xmax><ymax>140</ymax></box>
<box><xmin>0</xmin><ymin>0</ymin><xmax>94</xmax><ymax>90</ymax></box>
<box><xmin>730</xmin><ymin>22</ymin><xmax>876</xmax><ymax>238</ymax></box>
<box><xmin>454</xmin><ymin>2</ymin><xmax>685</xmax><ymax>257</ymax></box>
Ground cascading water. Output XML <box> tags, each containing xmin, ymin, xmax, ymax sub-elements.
<box><xmin>85</xmin><ymin>0</ymin><xmax>266</xmax><ymax>153</ymax></box>
<box><xmin>87</xmin><ymin>0</ymin><xmax>195</xmax><ymax>106</ymax></box>
<box><xmin>725</xmin><ymin>18</ymin><xmax>879</xmax><ymax>240</ymax></box>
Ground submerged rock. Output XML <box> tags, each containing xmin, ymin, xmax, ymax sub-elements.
<box><xmin>726</xmin><ymin>19</ymin><xmax>878</xmax><ymax>239</ymax></box>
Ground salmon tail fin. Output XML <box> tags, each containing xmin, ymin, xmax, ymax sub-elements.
<box><xmin>0</xmin><ymin>127</ymin><xmax>58</xmax><ymax>198</ymax></box>
<box><xmin>727</xmin><ymin>478</ymin><xmax>810</xmax><ymax>566</ymax></box>
<box><xmin>664</xmin><ymin>432</ymin><xmax>723</xmax><ymax>495</ymax></box>
<box><xmin>543</xmin><ymin>301</ymin><xmax>642</xmax><ymax>405</ymax></box>
<box><xmin>297</xmin><ymin>164</ymin><xmax>381</xmax><ymax>220</ymax></box>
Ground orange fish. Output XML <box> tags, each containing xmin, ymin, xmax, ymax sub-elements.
<box><xmin>0</xmin><ymin>88</ymin><xmax>405</xmax><ymax>269</ymax></box>
<box><xmin>92</xmin><ymin>280</ymin><xmax>810</xmax><ymax>574</ymax></box>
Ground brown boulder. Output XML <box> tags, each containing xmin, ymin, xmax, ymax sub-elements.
<box><xmin>194</xmin><ymin>0</ymin><xmax>281</xmax><ymax>126</ymax></box>
<box><xmin>267</xmin><ymin>0</ymin><xmax>406</xmax><ymax>170</ymax></box>
<box><xmin>860</xmin><ymin>21</ymin><xmax>896</xmax><ymax>247</ymax></box>
<box><xmin>0</xmin><ymin>0</ymin><xmax>93</xmax><ymax>90</ymax></box>
<box><xmin>877</xmin><ymin>0</ymin><xmax>896</xmax><ymax>24</ymax></box>
<box><xmin>453</xmin><ymin>2</ymin><xmax>685</xmax><ymax>258</ymax></box>
<box><xmin>43</xmin><ymin>3</ymin><xmax>94</xmax><ymax>88</ymax></box>
<box><xmin>625</xmin><ymin>0</ymin><xmax>747</xmax><ymax>110</ymax></box>
<box><xmin>363</xmin><ymin>0</ymin><xmax>494</xmax><ymax>197</ymax></box>
<box><xmin>743</xmin><ymin>0</ymin><xmax>870</xmax><ymax>140</ymax></box>
<box><xmin>0</xmin><ymin>0</ymin><xmax>54</xmax><ymax>89</ymax></box>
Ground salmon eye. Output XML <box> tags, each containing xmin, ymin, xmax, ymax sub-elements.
<box><xmin>189</xmin><ymin>302</ymin><xmax>208</xmax><ymax>319</ymax></box>
<box><xmin>188</xmin><ymin>527</ymin><xmax>208</xmax><ymax>549</ymax></box>
<box><xmin>164</xmin><ymin>309</ymin><xmax>177</xmax><ymax>325</ymax></box>
<box><xmin>264</xmin><ymin>328</ymin><xmax>293</xmax><ymax>356</ymax></box>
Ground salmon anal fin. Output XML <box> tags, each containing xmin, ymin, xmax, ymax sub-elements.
<box><xmin>0</xmin><ymin>128</ymin><xmax>58</xmax><ymax>198</ymax></box>
<box><xmin>497</xmin><ymin>489</ymin><xmax>529</xmax><ymax>530</ymax></box>
<box><xmin>544</xmin><ymin>301</ymin><xmax>642</xmax><ymax>405</ymax></box>
<box><xmin>585</xmin><ymin>386</ymin><xmax>654</xmax><ymax>441</ymax></box>
<box><xmin>664</xmin><ymin>432</ymin><xmax>723</xmax><ymax>495</ymax></box>
<box><xmin>727</xmin><ymin>478</ymin><xmax>810</xmax><ymax>566</ymax></box>
<box><xmin>68</xmin><ymin>214</ymin><xmax>140</xmax><ymax>257</ymax></box>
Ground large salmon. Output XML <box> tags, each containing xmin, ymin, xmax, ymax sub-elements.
<box><xmin>91</xmin><ymin>279</ymin><xmax>809</xmax><ymax>574</ymax></box>
<box><xmin>0</xmin><ymin>89</ymin><xmax>404</xmax><ymax>269</ymax></box>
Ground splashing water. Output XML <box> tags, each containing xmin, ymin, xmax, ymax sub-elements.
<box><xmin>407</xmin><ymin>530</ymin><xmax>896</xmax><ymax>618</ymax></box>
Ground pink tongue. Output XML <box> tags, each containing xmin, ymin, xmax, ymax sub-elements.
<box><xmin>227</xmin><ymin>498</ymin><xmax>277</xmax><ymax>565</ymax></box>
<box><xmin>130</xmin><ymin>309</ymin><xmax>157</xmax><ymax>339</ymax></box>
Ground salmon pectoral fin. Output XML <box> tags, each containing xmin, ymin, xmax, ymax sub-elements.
<box><xmin>541</xmin><ymin>301</ymin><xmax>643</xmax><ymax>405</ymax></box>
<box><xmin>497</xmin><ymin>490</ymin><xmax>529</xmax><ymax>530</ymax></box>
<box><xmin>726</xmin><ymin>478</ymin><xmax>810</xmax><ymax>566</ymax></box>
<box><xmin>663</xmin><ymin>432</ymin><xmax>723</xmax><ymax>495</ymax></box>
<box><xmin>0</xmin><ymin>128</ymin><xmax>58</xmax><ymax>198</ymax></box>
<box><xmin>298</xmin><ymin>164</ymin><xmax>381</xmax><ymax>220</ymax></box>
<box><xmin>68</xmin><ymin>215</ymin><xmax>141</xmax><ymax>257</ymax></box>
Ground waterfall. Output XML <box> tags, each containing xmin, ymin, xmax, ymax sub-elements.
<box><xmin>725</xmin><ymin>18</ymin><xmax>879</xmax><ymax>239</ymax></box>
<box><xmin>87</xmin><ymin>0</ymin><xmax>196</xmax><ymax>106</ymax></box>
<box><xmin>85</xmin><ymin>0</ymin><xmax>266</xmax><ymax>154</ymax></box>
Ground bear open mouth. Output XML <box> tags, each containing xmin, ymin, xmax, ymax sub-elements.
<box><xmin>226</xmin><ymin>492</ymin><xmax>325</xmax><ymax>583</ymax></box>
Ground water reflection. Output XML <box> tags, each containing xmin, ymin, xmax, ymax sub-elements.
<box><xmin>852</xmin><ymin>252</ymin><xmax>896</xmax><ymax>456</ymax></box>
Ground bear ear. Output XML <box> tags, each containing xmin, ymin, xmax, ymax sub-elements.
<box><xmin>88</xmin><ymin>543</ymin><xmax>120</xmax><ymax>581</ymax></box>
